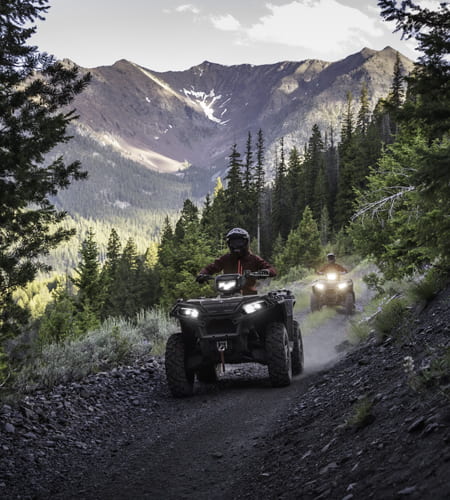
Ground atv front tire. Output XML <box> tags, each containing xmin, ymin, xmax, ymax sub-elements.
<box><xmin>345</xmin><ymin>292</ymin><xmax>355</xmax><ymax>316</ymax></box>
<box><xmin>310</xmin><ymin>294</ymin><xmax>320</xmax><ymax>312</ymax></box>
<box><xmin>291</xmin><ymin>320</ymin><xmax>304</xmax><ymax>376</ymax></box>
<box><xmin>265</xmin><ymin>322</ymin><xmax>292</xmax><ymax>387</ymax></box>
<box><xmin>165</xmin><ymin>333</ymin><xmax>195</xmax><ymax>397</ymax></box>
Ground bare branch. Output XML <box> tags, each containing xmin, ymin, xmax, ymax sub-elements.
<box><xmin>351</xmin><ymin>186</ymin><xmax>416</xmax><ymax>221</ymax></box>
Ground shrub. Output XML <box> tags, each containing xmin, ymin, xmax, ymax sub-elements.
<box><xmin>346</xmin><ymin>396</ymin><xmax>375</xmax><ymax>429</ymax></box>
<box><xmin>12</xmin><ymin>308</ymin><xmax>177</xmax><ymax>393</ymax></box>
<box><xmin>372</xmin><ymin>296</ymin><xmax>409</xmax><ymax>341</ymax></box>
<box><xmin>407</xmin><ymin>266</ymin><xmax>449</xmax><ymax>305</ymax></box>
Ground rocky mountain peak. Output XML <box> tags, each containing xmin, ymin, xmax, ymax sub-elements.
<box><xmin>70</xmin><ymin>47</ymin><xmax>414</xmax><ymax>177</ymax></box>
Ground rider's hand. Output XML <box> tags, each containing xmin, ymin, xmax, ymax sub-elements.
<box><xmin>196</xmin><ymin>274</ymin><xmax>208</xmax><ymax>284</ymax></box>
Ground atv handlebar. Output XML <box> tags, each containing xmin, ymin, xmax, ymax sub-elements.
<box><xmin>196</xmin><ymin>270</ymin><xmax>271</xmax><ymax>284</ymax></box>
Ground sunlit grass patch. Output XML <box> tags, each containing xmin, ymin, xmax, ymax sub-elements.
<box><xmin>13</xmin><ymin>308</ymin><xmax>177</xmax><ymax>393</ymax></box>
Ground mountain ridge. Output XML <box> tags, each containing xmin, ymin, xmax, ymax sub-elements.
<box><xmin>70</xmin><ymin>46</ymin><xmax>414</xmax><ymax>181</ymax></box>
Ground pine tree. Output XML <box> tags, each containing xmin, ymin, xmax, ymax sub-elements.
<box><xmin>271</xmin><ymin>137</ymin><xmax>291</xmax><ymax>240</ymax></box>
<box><xmin>0</xmin><ymin>0</ymin><xmax>90</xmax><ymax>341</ymax></box>
<box><xmin>285</xmin><ymin>146</ymin><xmax>304</xmax><ymax>229</ymax></box>
<box><xmin>335</xmin><ymin>92</ymin><xmax>357</xmax><ymax>229</ymax></box>
<box><xmin>242</xmin><ymin>131</ymin><xmax>258</xmax><ymax>235</ymax></box>
<box><xmin>254</xmin><ymin>129</ymin><xmax>266</xmax><ymax>253</ymax></box>
<box><xmin>379</xmin><ymin>1</ymin><xmax>449</xmax><ymax>139</ymax></box>
<box><xmin>275</xmin><ymin>206</ymin><xmax>322</xmax><ymax>275</ymax></box>
<box><xmin>157</xmin><ymin>202</ymin><xmax>214</xmax><ymax>308</ymax></box>
<box><xmin>224</xmin><ymin>144</ymin><xmax>245</xmax><ymax>228</ymax></box>
<box><xmin>100</xmin><ymin>228</ymin><xmax>122</xmax><ymax>319</ymax></box>
<box><xmin>113</xmin><ymin>238</ymin><xmax>141</xmax><ymax>318</ymax></box>
<box><xmin>71</xmin><ymin>229</ymin><xmax>103</xmax><ymax>318</ymax></box>
<box><xmin>201</xmin><ymin>178</ymin><xmax>227</xmax><ymax>252</ymax></box>
<box><xmin>303</xmin><ymin>125</ymin><xmax>325</xmax><ymax>211</ymax></box>
<box><xmin>356</xmin><ymin>82</ymin><xmax>371</xmax><ymax>136</ymax></box>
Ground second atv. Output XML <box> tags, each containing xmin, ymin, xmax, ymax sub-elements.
<box><xmin>165</xmin><ymin>271</ymin><xmax>304</xmax><ymax>397</ymax></box>
<box><xmin>310</xmin><ymin>271</ymin><xmax>355</xmax><ymax>315</ymax></box>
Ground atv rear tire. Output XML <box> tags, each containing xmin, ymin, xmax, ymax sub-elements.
<box><xmin>310</xmin><ymin>293</ymin><xmax>320</xmax><ymax>312</ymax></box>
<box><xmin>196</xmin><ymin>364</ymin><xmax>219</xmax><ymax>384</ymax></box>
<box><xmin>165</xmin><ymin>333</ymin><xmax>194</xmax><ymax>397</ymax></box>
<box><xmin>291</xmin><ymin>320</ymin><xmax>304</xmax><ymax>376</ymax></box>
<box><xmin>265</xmin><ymin>322</ymin><xmax>292</xmax><ymax>387</ymax></box>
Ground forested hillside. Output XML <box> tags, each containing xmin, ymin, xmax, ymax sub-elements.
<box><xmin>43</xmin><ymin>128</ymin><xmax>193</xmax><ymax>272</ymax></box>
<box><xmin>0</xmin><ymin>0</ymin><xmax>449</xmax><ymax>407</ymax></box>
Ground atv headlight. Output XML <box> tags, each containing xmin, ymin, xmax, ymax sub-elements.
<box><xmin>326</xmin><ymin>272</ymin><xmax>337</xmax><ymax>281</ymax></box>
<box><xmin>179</xmin><ymin>306</ymin><xmax>200</xmax><ymax>319</ymax></box>
<box><xmin>315</xmin><ymin>283</ymin><xmax>325</xmax><ymax>291</ymax></box>
<box><xmin>338</xmin><ymin>282</ymin><xmax>348</xmax><ymax>290</ymax></box>
<box><xmin>217</xmin><ymin>279</ymin><xmax>238</xmax><ymax>291</ymax></box>
<box><xmin>243</xmin><ymin>300</ymin><xmax>266</xmax><ymax>314</ymax></box>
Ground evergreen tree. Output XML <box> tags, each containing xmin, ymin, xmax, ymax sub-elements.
<box><xmin>324</xmin><ymin>126</ymin><xmax>339</xmax><ymax>227</ymax></box>
<box><xmin>100</xmin><ymin>228</ymin><xmax>122</xmax><ymax>319</ymax></box>
<box><xmin>356</xmin><ymin>82</ymin><xmax>371</xmax><ymax>136</ymax></box>
<box><xmin>335</xmin><ymin>92</ymin><xmax>359</xmax><ymax>228</ymax></box>
<box><xmin>254</xmin><ymin>129</ymin><xmax>266</xmax><ymax>253</ymax></box>
<box><xmin>379</xmin><ymin>1</ymin><xmax>450</xmax><ymax>140</ymax></box>
<box><xmin>201</xmin><ymin>178</ymin><xmax>227</xmax><ymax>252</ymax></box>
<box><xmin>312</xmin><ymin>164</ymin><xmax>328</xmax><ymax>222</ymax></box>
<box><xmin>319</xmin><ymin>205</ymin><xmax>331</xmax><ymax>245</ymax></box>
<box><xmin>224</xmin><ymin>144</ymin><xmax>245</xmax><ymax>228</ymax></box>
<box><xmin>275</xmin><ymin>206</ymin><xmax>322</xmax><ymax>275</ymax></box>
<box><xmin>38</xmin><ymin>287</ymin><xmax>79</xmax><ymax>344</ymax></box>
<box><xmin>271</xmin><ymin>137</ymin><xmax>291</xmax><ymax>240</ymax></box>
<box><xmin>242</xmin><ymin>131</ymin><xmax>258</xmax><ymax>235</ymax></box>
<box><xmin>285</xmin><ymin>146</ymin><xmax>304</xmax><ymax>229</ymax></box>
<box><xmin>0</xmin><ymin>0</ymin><xmax>90</xmax><ymax>341</ymax></box>
<box><xmin>351</xmin><ymin>1</ymin><xmax>450</xmax><ymax>275</ymax></box>
<box><xmin>158</xmin><ymin>202</ymin><xmax>214</xmax><ymax>308</ymax></box>
<box><xmin>71</xmin><ymin>229</ymin><xmax>103</xmax><ymax>318</ymax></box>
<box><xmin>113</xmin><ymin>238</ymin><xmax>141</xmax><ymax>318</ymax></box>
<box><xmin>303</xmin><ymin>125</ymin><xmax>325</xmax><ymax>211</ymax></box>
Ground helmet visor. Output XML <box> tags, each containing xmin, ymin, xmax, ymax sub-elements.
<box><xmin>229</xmin><ymin>237</ymin><xmax>248</xmax><ymax>250</ymax></box>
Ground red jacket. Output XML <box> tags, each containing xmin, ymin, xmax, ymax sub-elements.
<box><xmin>199</xmin><ymin>252</ymin><xmax>276</xmax><ymax>295</ymax></box>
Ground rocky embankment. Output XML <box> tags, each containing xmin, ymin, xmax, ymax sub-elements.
<box><xmin>0</xmin><ymin>287</ymin><xmax>449</xmax><ymax>499</ymax></box>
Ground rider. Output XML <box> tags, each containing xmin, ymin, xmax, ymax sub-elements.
<box><xmin>196</xmin><ymin>227</ymin><xmax>276</xmax><ymax>295</ymax></box>
<box><xmin>318</xmin><ymin>253</ymin><xmax>348</xmax><ymax>274</ymax></box>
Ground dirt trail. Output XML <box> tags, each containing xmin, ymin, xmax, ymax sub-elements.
<box><xmin>50</xmin><ymin>285</ymin><xmax>363</xmax><ymax>500</ymax></box>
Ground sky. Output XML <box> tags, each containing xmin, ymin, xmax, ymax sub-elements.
<box><xmin>29</xmin><ymin>0</ymin><xmax>439</xmax><ymax>72</ymax></box>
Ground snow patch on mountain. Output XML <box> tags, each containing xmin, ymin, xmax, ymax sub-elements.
<box><xmin>182</xmin><ymin>88</ymin><xmax>229</xmax><ymax>125</ymax></box>
<box><xmin>114</xmin><ymin>200</ymin><xmax>130</xmax><ymax>209</ymax></box>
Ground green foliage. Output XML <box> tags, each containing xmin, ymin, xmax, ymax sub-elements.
<box><xmin>275</xmin><ymin>206</ymin><xmax>322</xmax><ymax>275</ymax></box>
<box><xmin>363</xmin><ymin>272</ymin><xmax>386</xmax><ymax>296</ymax></box>
<box><xmin>407</xmin><ymin>267</ymin><xmax>449</xmax><ymax>305</ymax></box>
<box><xmin>71</xmin><ymin>228</ymin><xmax>103</xmax><ymax>317</ymax></box>
<box><xmin>351</xmin><ymin>2</ymin><xmax>450</xmax><ymax>279</ymax></box>
<box><xmin>38</xmin><ymin>287</ymin><xmax>100</xmax><ymax>344</ymax></box>
<box><xmin>157</xmin><ymin>201</ymin><xmax>214</xmax><ymax>308</ymax></box>
<box><xmin>372</xmin><ymin>296</ymin><xmax>409</xmax><ymax>341</ymax></box>
<box><xmin>0</xmin><ymin>0</ymin><xmax>90</xmax><ymax>342</ymax></box>
<box><xmin>413</xmin><ymin>348</ymin><xmax>450</xmax><ymax>397</ymax></box>
<box><xmin>13</xmin><ymin>308</ymin><xmax>177</xmax><ymax>393</ymax></box>
<box><xmin>346</xmin><ymin>395</ymin><xmax>375</xmax><ymax>429</ymax></box>
<box><xmin>351</xmin><ymin>129</ymin><xmax>449</xmax><ymax>279</ymax></box>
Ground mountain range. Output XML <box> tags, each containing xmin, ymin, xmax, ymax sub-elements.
<box><xmin>70</xmin><ymin>45</ymin><xmax>413</xmax><ymax>181</ymax></box>
<box><xmin>47</xmin><ymin>46</ymin><xmax>414</xmax><ymax>266</ymax></box>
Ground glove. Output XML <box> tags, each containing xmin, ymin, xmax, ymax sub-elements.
<box><xmin>196</xmin><ymin>274</ymin><xmax>208</xmax><ymax>284</ymax></box>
